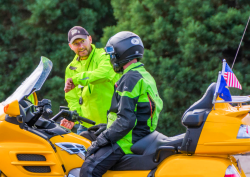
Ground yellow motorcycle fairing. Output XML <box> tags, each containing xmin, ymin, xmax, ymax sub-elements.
<box><xmin>196</xmin><ymin>102</ymin><xmax>250</xmax><ymax>154</ymax></box>
<box><xmin>0</xmin><ymin>120</ymin><xmax>64</xmax><ymax>177</ymax></box>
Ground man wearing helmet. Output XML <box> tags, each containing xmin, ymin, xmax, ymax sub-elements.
<box><xmin>80</xmin><ymin>31</ymin><xmax>163</xmax><ymax>177</ymax></box>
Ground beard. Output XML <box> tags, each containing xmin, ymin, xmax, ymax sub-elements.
<box><xmin>78</xmin><ymin>49</ymin><xmax>90</xmax><ymax>57</ymax></box>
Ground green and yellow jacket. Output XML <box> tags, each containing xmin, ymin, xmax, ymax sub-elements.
<box><xmin>65</xmin><ymin>44</ymin><xmax>120</xmax><ymax>128</ymax></box>
<box><xmin>103</xmin><ymin>62</ymin><xmax>163</xmax><ymax>154</ymax></box>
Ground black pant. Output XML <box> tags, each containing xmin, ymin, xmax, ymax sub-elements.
<box><xmin>80</xmin><ymin>143</ymin><xmax>125</xmax><ymax>177</ymax></box>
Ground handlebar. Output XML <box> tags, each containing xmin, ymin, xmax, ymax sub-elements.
<box><xmin>38</xmin><ymin>99</ymin><xmax>53</xmax><ymax>115</ymax></box>
<box><xmin>45</xmin><ymin>107</ymin><xmax>53</xmax><ymax>115</ymax></box>
<box><xmin>50</xmin><ymin>109</ymin><xmax>96</xmax><ymax>125</ymax></box>
<box><xmin>78</xmin><ymin>116</ymin><xmax>95</xmax><ymax>125</ymax></box>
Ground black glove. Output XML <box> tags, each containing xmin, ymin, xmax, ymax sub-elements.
<box><xmin>85</xmin><ymin>133</ymin><xmax>109</xmax><ymax>159</ymax></box>
<box><xmin>85</xmin><ymin>141</ymin><xmax>100</xmax><ymax>159</ymax></box>
<box><xmin>88</xmin><ymin>123</ymin><xmax>107</xmax><ymax>136</ymax></box>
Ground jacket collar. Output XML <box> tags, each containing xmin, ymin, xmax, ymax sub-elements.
<box><xmin>123</xmin><ymin>62</ymin><xmax>144</xmax><ymax>74</ymax></box>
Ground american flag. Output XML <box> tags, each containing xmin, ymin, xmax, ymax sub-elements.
<box><xmin>223</xmin><ymin>63</ymin><xmax>242</xmax><ymax>90</ymax></box>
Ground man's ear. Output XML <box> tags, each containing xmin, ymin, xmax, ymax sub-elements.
<box><xmin>88</xmin><ymin>36</ymin><xmax>92</xmax><ymax>44</ymax></box>
<box><xmin>69</xmin><ymin>43</ymin><xmax>73</xmax><ymax>50</ymax></box>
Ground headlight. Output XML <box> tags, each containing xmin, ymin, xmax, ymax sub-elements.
<box><xmin>237</xmin><ymin>124</ymin><xmax>250</xmax><ymax>138</ymax></box>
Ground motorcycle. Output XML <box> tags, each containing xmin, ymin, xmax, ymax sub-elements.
<box><xmin>0</xmin><ymin>56</ymin><xmax>248</xmax><ymax>177</ymax></box>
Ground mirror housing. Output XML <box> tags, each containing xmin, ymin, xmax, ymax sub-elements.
<box><xmin>4</xmin><ymin>100</ymin><xmax>20</xmax><ymax>117</ymax></box>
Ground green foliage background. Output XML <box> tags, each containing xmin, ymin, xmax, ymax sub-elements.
<box><xmin>0</xmin><ymin>0</ymin><xmax>250</xmax><ymax>136</ymax></box>
<box><xmin>0</xmin><ymin>0</ymin><xmax>115</xmax><ymax>112</ymax></box>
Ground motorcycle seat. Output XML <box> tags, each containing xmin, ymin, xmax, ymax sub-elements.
<box><xmin>111</xmin><ymin>131</ymin><xmax>185</xmax><ymax>171</ymax></box>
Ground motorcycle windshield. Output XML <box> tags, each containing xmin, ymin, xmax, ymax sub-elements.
<box><xmin>2</xmin><ymin>56</ymin><xmax>53</xmax><ymax>106</ymax></box>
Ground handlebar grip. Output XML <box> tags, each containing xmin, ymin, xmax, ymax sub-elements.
<box><xmin>78</xmin><ymin>116</ymin><xmax>96</xmax><ymax>125</ymax></box>
<box><xmin>45</xmin><ymin>108</ymin><xmax>53</xmax><ymax>115</ymax></box>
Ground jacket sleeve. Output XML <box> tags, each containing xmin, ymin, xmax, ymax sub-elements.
<box><xmin>71</xmin><ymin>54</ymin><xmax>115</xmax><ymax>86</ymax></box>
<box><xmin>65</xmin><ymin>66</ymin><xmax>82</xmax><ymax>117</ymax></box>
<box><xmin>102</xmin><ymin>78</ymin><xmax>141</xmax><ymax>144</ymax></box>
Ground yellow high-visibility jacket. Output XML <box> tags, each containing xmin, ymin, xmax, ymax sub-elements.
<box><xmin>65</xmin><ymin>44</ymin><xmax>120</xmax><ymax>128</ymax></box>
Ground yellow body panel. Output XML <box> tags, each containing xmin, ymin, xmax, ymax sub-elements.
<box><xmin>50</xmin><ymin>133</ymin><xmax>91</xmax><ymax>174</ymax></box>
<box><xmin>103</xmin><ymin>170</ymin><xmax>151</xmax><ymax>177</ymax></box>
<box><xmin>155</xmin><ymin>154</ymin><xmax>245</xmax><ymax>177</ymax></box>
<box><xmin>0</xmin><ymin>121</ymin><xmax>64</xmax><ymax>177</ymax></box>
<box><xmin>195</xmin><ymin>102</ymin><xmax>250</xmax><ymax>154</ymax></box>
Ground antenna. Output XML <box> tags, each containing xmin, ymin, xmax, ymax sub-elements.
<box><xmin>231</xmin><ymin>16</ymin><xmax>250</xmax><ymax>69</ymax></box>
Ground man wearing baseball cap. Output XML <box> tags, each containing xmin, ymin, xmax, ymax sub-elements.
<box><xmin>61</xmin><ymin>26</ymin><xmax>120</xmax><ymax>135</ymax></box>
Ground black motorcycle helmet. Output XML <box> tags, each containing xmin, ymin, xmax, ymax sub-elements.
<box><xmin>105</xmin><ymin>31</ymin><xmax>144</xmax><ymax>73</ymax></box>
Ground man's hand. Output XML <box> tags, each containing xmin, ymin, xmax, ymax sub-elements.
<box><xmin>88</xmin><ymin>124</ymin><xmax>107</xmax><ymax>136</ymax></box>
<box><xmin>64</xmin><ymin>78</ymin><xmax>76</xmax><ymax>93</ymax></box>
<box><xmin>85</xmin><ymin>133</ymin><xmax>109</xmax><ymax>159</ymax></box>
<box><xmin>60</xmin><ymin>118</ymin><xmax>74</xmax><ymax>129</ymax></box>
<box><xmin>85</xmin><ymin>141</ymin><xmax>100</xmax><ymax>159</ymax></box>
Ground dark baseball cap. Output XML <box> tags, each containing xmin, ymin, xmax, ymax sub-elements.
<box><xmin>68</xmin><ymin>26</ymin><xmax>90</xmax><ymax>44</ymax></box>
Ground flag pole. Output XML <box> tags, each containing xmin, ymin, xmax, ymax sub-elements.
<box><xmin>222</xmin><ymin>59</ymin><xmax>226</xmax><ymax>75</ymax></box>
<box><xmin>213</xmin><ymin>71</ymin><xmax>222</xmax><ymax>105</ymax></box>
<box><xmin>232</xmin><ymin>16</ymin><xmax>250</xmax><ymax>69</ymax></box>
